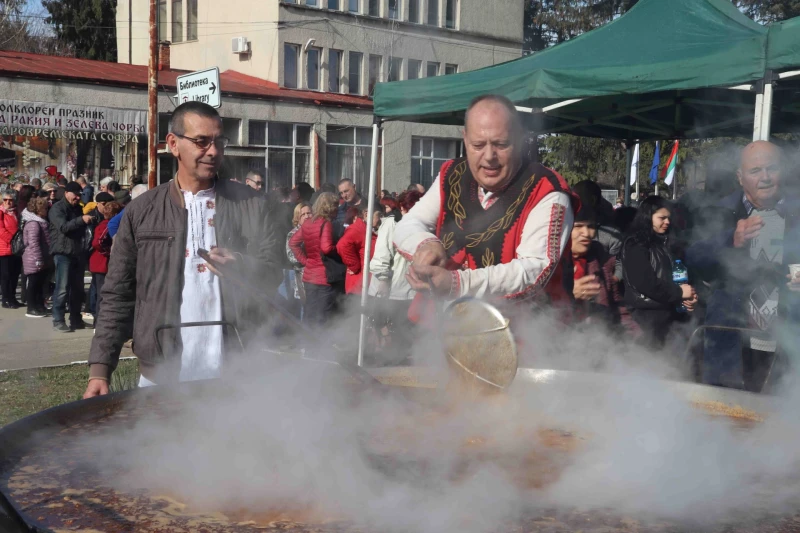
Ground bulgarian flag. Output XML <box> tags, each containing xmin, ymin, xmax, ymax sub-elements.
<box><xmin>660</xmin><ymin>141</ymin><xmax>679</xmax><ymax>185</ymax></box>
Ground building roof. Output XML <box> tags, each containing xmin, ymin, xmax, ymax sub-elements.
<box><xmin>0</xmin><ymin>50</ymin><xmax>373</xmax><ymax>110</ymax></box>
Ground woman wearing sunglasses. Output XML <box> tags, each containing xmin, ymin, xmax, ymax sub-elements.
<box><xmin>0</xmin><ymin>191</ymin><xmax>21</xmax><ymax>308</ymax></box>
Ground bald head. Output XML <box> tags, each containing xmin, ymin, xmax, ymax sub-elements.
<box><xmin>463</xmin><ymin>95</ymin><xmax>524</xmax><ymax>192</ymax></box>
<box><xmin>738</xmin><ymin>141</ymin><xmax>782</xmax><ymax>209</ymax></box>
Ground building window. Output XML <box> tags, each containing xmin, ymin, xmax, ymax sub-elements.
<box><xmin>388</xmin><ymin>57</ymin><xmax>402</xmax><ymax>82</ymax></box>
<box><xmin>368</xmin><ymin>54</ymin><xmax>381</xmax><ymax>96</ymax></box>
<box><xmin>326</xmin><ymin>126</ymin><xmax>379</xmax><ymax>189</ymax></box>
<box><xmin>409</xmin><ymin>0</ymin><xmax>419</xmax><ymax>22</ymax></box>
<box><xmin>389</xmin><ymin>0</ymin><xmax>399</xmax><ymax>19</ymax></box>
<box><xmin>158</xmin><ymin>113</ymin><xmax>172</xmax><ymax>142</ymax></box>
<box><xmin>411</xmin><ymin>137</ymin><xmax>463</xmax><ymax>189</ymax></box>
<box><xmin>445</xmin><ymin>0</ymin><xmax>457</xmax><ymax>28</ymax></box>
<box><xmin>171</xmin><ymin>0</ymin><xmax>183</xmax><ymax>42</ymax></box>
<box><xmin>267</xmin><ymin>123</ymin><xmax>312</xmax><ymax>188</ymax></box>
<box><xmin>348</xmin><ymin>51</ymin><xmax>362</xmax><ymax>94</ymax></box>
<box><xmin>328</xmin><ymin>49</ymin><xmax>343</xmax><ymax>93</ymax></box>
<box><xmin>248</xmin><ymin>120</ymin><xmax>267</xmax><ymax>146</ymax></box>
<box><xmin>349</xmin><ymin>0</ymin><xmax>358</xmax><ymax>12</ymax></box>
<box><xmin>445</xmin><ymin>63</ymin><xmax>458</xmax><ymax>75</ymax></box>
<box><xmin>222</xmin><ymin>118</ymin><xmax>241</xmax><ymax>145</ymax></box>
<box><xmin>368</xmin><ymin>0</ymin><xmax>379</xmax><ymax>16</ymax></box>
<box><xmin>307</xmin><ymin>47</ymin><xmax>321</xmax><ymax>90</ymax></box>
<box><xmin>284</xmin><ymin>43</ymin><xmax>300</xmax><ymax>88</ymax></box>
<box><xmin>426</xmin><ymin>61</ymin><xmax>439</xmax><ymax>77</ymax></box>
<box><xmin>328</xmin><ymin>0</ymin><xmax>339</xmax><ymax>8</ymax></box>
<box><xmin>158</xmin><ymin>0</ymin><xmax>167</xmax><ymax>41</ymax></box>
<box><xmin>407</xmin><ymin>59</ymin><xmax>421</xmax><ymax>80</ymax></box>
<box><xmin>427</xmin><ymin>0</ymin><xmax>438</xmax><ymax>26</ymax></box>
<box><xmin>306</xmin><ymin>0</ymin><xmax>318</xmax><ymax>6</ymax></box>
<box><xmin>187</xmin><ymin>0</ymin><xmax>198</xmax><ymax>40</ymax></box>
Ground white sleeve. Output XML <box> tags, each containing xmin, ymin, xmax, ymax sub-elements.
<box><xmin>455</xmin><ymin>191</ymin><xmax>573</xmax><ymax>299</ymax></box>
<box><xmin>392</xmin><ymin>175</ymin><xmax>442</xmax><ymax>259</ymax></box>
<box><xmin>369</xmin><ymin>218</ymin><xmax>395</xmax><ymax>279</ymax></box>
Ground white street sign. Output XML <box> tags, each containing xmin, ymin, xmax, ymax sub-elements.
<box><xmin>176</xmin><ymin>67</ymin><xmax>221</xmax><ymax>108</ymax></box>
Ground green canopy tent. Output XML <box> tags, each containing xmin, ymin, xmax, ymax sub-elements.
<box><xmin>373</xmin><ymin>0</ymin><xmax>770</xmax><ymax>137</ymax></box>
<box><xmin>354</xmin><ymin>0</ymin><xmax>800</xmax><ymax>365</ymax></box>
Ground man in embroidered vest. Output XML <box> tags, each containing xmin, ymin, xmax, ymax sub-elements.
<box><xmin>395</xmin><ymin>94</ymin><xmax>576</xmax><ymax>308</ymax></box>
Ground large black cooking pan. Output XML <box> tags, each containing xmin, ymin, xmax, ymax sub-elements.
<box><xmin>0</xmin><ymin>359</ymin><xmax>777</xmax><ymax>533</ymax></box>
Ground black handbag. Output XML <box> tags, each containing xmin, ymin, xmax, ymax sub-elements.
<box><xmin>318</xmin><ymin>221</ymin><xmax>346</xmax><ymax>284</ymax></box>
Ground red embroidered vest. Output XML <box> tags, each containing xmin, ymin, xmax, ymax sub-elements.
<box><xmin>435</xmin><ymin>157</ymin><xmax>575</xmax><ymax>304</ymax></box>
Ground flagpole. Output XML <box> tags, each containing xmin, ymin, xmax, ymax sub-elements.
<box><xmin>635</xmin><ymin>144</ymin><xmax>640</xmax><ymax>200</ymax></box>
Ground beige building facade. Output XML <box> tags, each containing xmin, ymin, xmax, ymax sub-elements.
<box><xmin>117</xmin><ymin>0</ymin><xmax>523</xmax><ymax>191</ymax></box>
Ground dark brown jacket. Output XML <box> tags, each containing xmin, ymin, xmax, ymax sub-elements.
<box><xmin>89</xmin><ymin>178</ymin><xmax>282</xmax><ymax>383</ymax></box>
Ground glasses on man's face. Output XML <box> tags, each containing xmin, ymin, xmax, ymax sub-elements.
<box><xmin>175</xmin><ymin>134</ymin><xmax>230</xmax><ymax>151</ymax></box>
<box><xmin>3</xmin><ymin>199</ymin><xmax>14</xmax><ymax>203</ymax></box>
<box><xmin>247</xmin><ymin>179</ymin><xmax>263</xmax><ymax>188</ymax></box>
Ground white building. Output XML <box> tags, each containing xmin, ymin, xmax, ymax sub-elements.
<box><xmin>117</xmin><ymin>0</ymin><xmax>524</xmax><ymax>191</ymax></box>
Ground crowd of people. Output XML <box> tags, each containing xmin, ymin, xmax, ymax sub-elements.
<box><xmin>0</xmin><ymin>173</ymin><xmax>147</xmax><ymax>329</ymax></box>
<box><xmin>2</xmin><ymin>99</ymin><xmax>791</xmax><ymax>399</ymax></box>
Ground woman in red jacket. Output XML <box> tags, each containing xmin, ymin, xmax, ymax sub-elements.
<box><xmin>89</xmin><ymin>201</ymin><xmax>123</xmax><ymax>322</ymax></box>
<box><xmin>336</xmin><ymin>206</ymin><xmax>382</xmax><ymax>295</ymax></box>
<box><xmin>288</xmin><ymin>192</ymin><xmax>342</xmax><ymax>326</ymax></box>
<box><xmin>0</xmin><ymin>190</ymin><xmax>21</xmax><ymax>308</ymax></box>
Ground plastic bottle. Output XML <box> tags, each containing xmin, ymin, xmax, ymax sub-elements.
<box><xmin>673</xmin><ymin>259</ymin><xmax>688</xmax><ymax>313</ymax></box>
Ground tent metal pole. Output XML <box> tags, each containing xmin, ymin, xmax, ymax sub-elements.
<box><xmin>753</xmin><ymin>71</ymin><xmax>775</xmax><ymax>142</ymax></box>
<box><xmin>624</xmin><ymin>141</ymin><xmax>633</xmax><ymax>206</ymax></box>
<box><xmin>753</xmin><ymin>92</ymin><xmax>765</xmax><ymax>141</ymax></box>
<box><xmin>357</xmin><ymin>117</ymin><xmax>381</xmax><ymax>367</ymax></box>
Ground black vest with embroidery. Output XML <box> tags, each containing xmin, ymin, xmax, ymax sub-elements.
<box><xmin>436</xmin><ymin>157</ymin><xmax>565</xmax><ymax>271</ymax></box>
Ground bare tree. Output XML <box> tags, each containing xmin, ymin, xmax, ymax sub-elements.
<box><xmin>0</xmin><ymin>0</ymin><xmax>73</xmax><ymax>56</ymax></box>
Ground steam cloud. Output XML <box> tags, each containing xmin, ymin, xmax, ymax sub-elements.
<box><xmin>80</xmin><ymin>308</ymin><xmax>800</xmax><ymax>532</ymax></box>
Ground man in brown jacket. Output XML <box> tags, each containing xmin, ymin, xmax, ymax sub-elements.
<box><xmin>84</xmin><ymin>102</ymin><xmax>282</xmax><ymax>397</ymax></box>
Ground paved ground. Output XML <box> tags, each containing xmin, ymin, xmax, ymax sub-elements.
<box><xmin>0</xmin><ymin>305</ymin><xmax>133</xmax><ymax>371</ymax></box>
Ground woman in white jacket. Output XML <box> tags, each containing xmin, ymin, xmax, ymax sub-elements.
<box><xmin>367</xmin><ymin>190</ymin><xmax>422</xmax><ymax>363</ymax></box>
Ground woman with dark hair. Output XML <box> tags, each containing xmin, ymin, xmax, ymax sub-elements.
<box><xmin>620</xmin><ymin>196</ymin><xmax>697</xmax><ymax>348</ymax></box>
<box><xmin>21</xmin><ymin>197</ymin><xmax>52</xmax><ymax>317</ymax></box>
<box><xmin>571</xmin><ymin>204</ymin><xmax>634</xmax><ymax>334</ymax></box>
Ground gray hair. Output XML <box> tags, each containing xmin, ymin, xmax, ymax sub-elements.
<box><xmin>99</xmin><ymin>176</ymin><xmax>114</xmax><ymax>187</ymax></box>
<box><xmin>76</xmin><ymin>176</ymin><xmax>87</xmax><ymax>186</ymax></box>
<box><xmin>131</xmin><ymin>184</ymin><xmax>148</xmax><ymax>200</ymax></box>
<box><xmin>2</xmin><ymin>190</ymin><xmax>17</xmax><ymax>200</ymax></box>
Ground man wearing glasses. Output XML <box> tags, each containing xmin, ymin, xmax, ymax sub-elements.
<box><xmin>85</xmin><ymin>101</ymin><xmax>282</xmax><ymax>397</ymax></box>
<box><xmin>245</xmin><ymin>171</ymin><xmax>264</xmax><ymax>192</ymax></box>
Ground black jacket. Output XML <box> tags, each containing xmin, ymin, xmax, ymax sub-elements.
<box><xmin>89</xmin><ymin>177</ymin><xmax>283</xmax><ymax>383</ymax></box>
<box><xmin>48</xmin><ymin>197</ymin><xmax>87</xmax><ymax>257</ymax></box>
<box><xmin>621</xmin><ymin>233</ymin><xmax>682</xmax><ymax>311</ymax></box>
<box><xmin>685</xmin><ymin>191</ymin><xmax>800</xmax><ymax>324</ymax></box>
<box><xmin>621</xmin><ymin>232</ymin><xmax>684</xmax><ymax>347</ymax></box>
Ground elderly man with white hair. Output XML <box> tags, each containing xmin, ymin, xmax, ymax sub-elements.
<box><xmin>99</xmin><ymin>177</ymin><xmax>114</xmax><ymax>193</ymax></box>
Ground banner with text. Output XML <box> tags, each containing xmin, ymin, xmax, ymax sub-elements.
<box><xmin>0</xmin><ymin>100</ymin><xmax>147</xmax><ymax>142</ymax></box>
